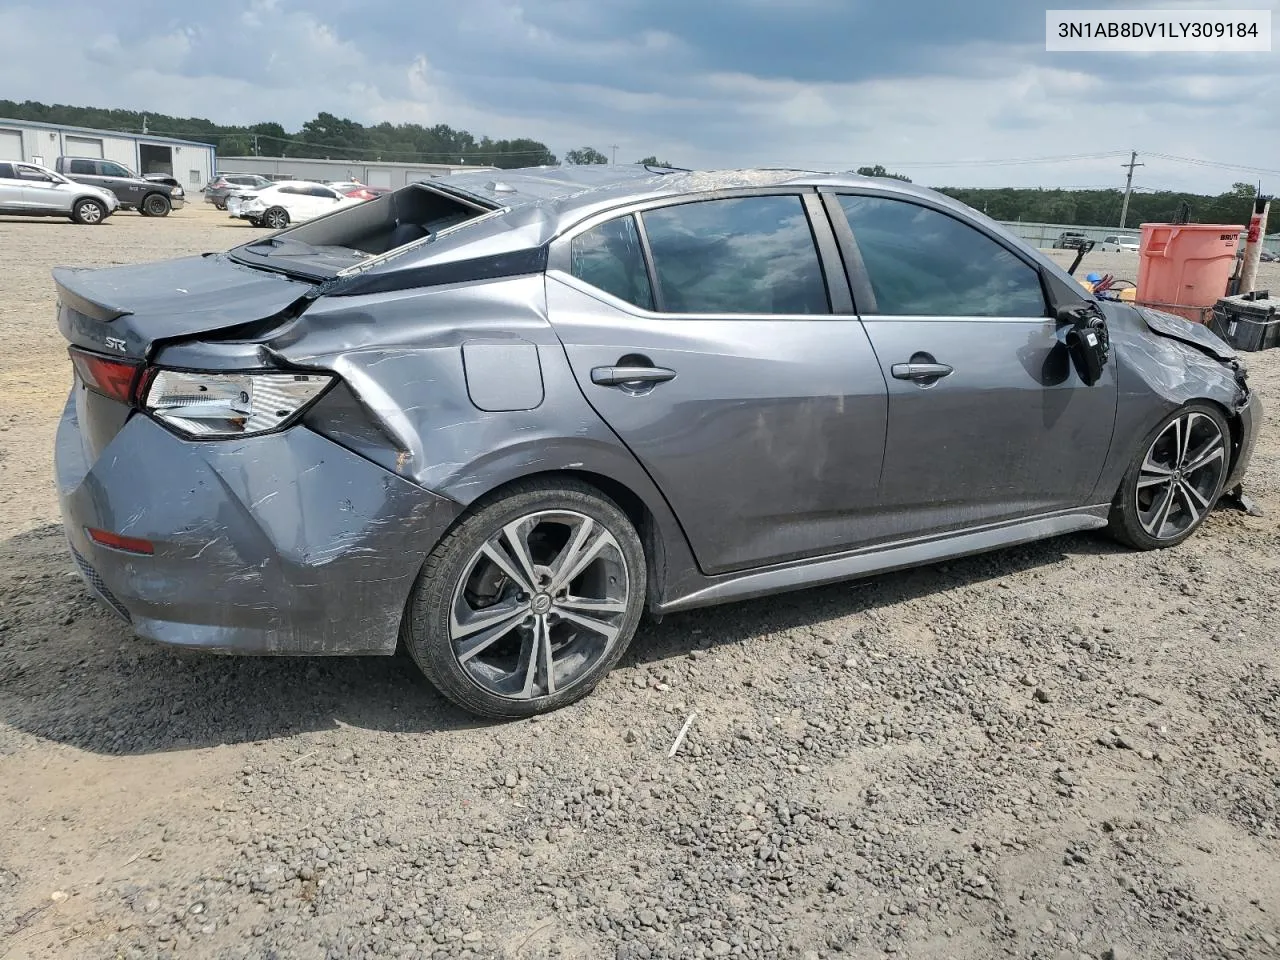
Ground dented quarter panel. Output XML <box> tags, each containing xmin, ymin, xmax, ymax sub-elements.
<box><xmin>268</xmin><ymin>273</ymin><xmax>704</xmax><ymax>599</ymax></box>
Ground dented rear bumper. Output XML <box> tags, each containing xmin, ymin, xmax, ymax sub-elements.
<box><xmin>55</xmin><ymin>390</ymin><xmax>461</xmax><ymax>655</ymax></box>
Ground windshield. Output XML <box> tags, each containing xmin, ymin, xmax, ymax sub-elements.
<box><xmin>228</xmin><ymin>182</ymin><xmax>498</xmax><ymax>280</ymax></box>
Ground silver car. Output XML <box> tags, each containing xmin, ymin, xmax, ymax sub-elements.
<box><xmin>52</xmin><ymin>166</ymin><xmax>1260</xmax><ymax>719</ymax></box>
<box><xmin>0</xmin><ymin>161</ymin><xmax>119</xmax><ymax>224</ymax></box>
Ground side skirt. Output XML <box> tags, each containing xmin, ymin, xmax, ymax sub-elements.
<box><xmin>657</xmin><ymin>506</ymin><xmax>1110</xmax><ymax>614</ymax></box>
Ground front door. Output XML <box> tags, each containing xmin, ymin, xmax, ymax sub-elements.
<box><xmin>16</xmin><ymin>163</ymin><xmax>67</xmax><ymax>211</ymax></box>
<box><xmin>827</xmin><ymin>192</ymin><xmax>1117</xmax><ymax>539</ymax></box>
<box><xmin>546</xmin><ymin>192</ymin><xmax>889</xmax><ymax>575</ymax></box>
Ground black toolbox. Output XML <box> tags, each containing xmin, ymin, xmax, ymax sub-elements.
<box><xmin>1209</xmin><ymin>290</ymin><xmax>1280</xmax><ymax>352</ymax></box>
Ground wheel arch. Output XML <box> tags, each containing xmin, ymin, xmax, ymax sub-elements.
<box><xmin>433</xmin><ymin>462</ymin><xmax>693</xmax><ymax>614</ymax></box>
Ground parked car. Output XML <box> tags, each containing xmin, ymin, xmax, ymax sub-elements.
<box><xmin>1235</xmin><ymin>245</ymin><xmax>1280</xmax><ymax>262</ymax></box>
<box><xmin>1053</xmin><ymin>230</ymin><xmax>1090</xmax><ymax>250</ymax></box>
<box><xmin>337</xmin><ymin>184</ymin><xmax>392</xmax><ymax>201</ymax></box>
<box><xmin>203</xmin><ymin>174</ymin><xmax>273</xmax><ymax>210</ymax></box>
<box><xmin>1098</xmin><ymin>234</ymin><xmax>1140</xmax><ymax>252</ymax></box>
<box><xmin>53</xmin><ymin>157</ymin><xmax>182</xmax><ymax>216</ymax></box>
<box><xmin>0</xmin><ymin>160</ymin><xmax>119</xmax><ymax>224</ymax></box>
<box><xmin>52</xmin><ymin>166</ymin><xmax>1259</xmax><ymax>719</ymax></box>
<box><xmin>225</xmin><ymin>180</ymin><xmax>362</xmax><ymax>229</ymax></box>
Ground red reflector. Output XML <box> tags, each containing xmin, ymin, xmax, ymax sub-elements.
<box><xmin>86</xmin><ymin>528</ymin><xmax>155</xmax><ymax>555</ymax></box>
<box><xmin>69</xmin><ymin>347</ymin><xmax>142</xmax><ymax>404</ymax></box>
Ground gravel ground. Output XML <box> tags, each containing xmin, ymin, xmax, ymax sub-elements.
<box><xmin>1</xmin><ymin>207</ymin><xmax>1278</xmax><ymax>960</ymax></box>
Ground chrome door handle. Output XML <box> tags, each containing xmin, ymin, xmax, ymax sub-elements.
<box><xmin>591</xmin><ymin>365</ymin><xmax>677</xmax><ymax>386</ymax></box>
<box><xmin>891</xmin><ymin>362</ymin><xmax>953</xmax><ymax>381</ymax></box>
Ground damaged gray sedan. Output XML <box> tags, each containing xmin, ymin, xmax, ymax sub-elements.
<box><xmin>54</xmin><ymin>165</ymin><xmax>1260</xmax><ymax>718</ymax></box>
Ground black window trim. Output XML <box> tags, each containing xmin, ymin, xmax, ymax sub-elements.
<box><xmin>548</xmin><ymin>186</ymin><xmax>854</xmax><ymax>320</ymax></box>
<box><xmin>818</xmin><ymin>185</ymin><xmax>1053</xmax><ymax>321</ymax></box>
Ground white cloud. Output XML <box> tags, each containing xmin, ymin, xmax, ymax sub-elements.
<box><xmin>0</xmin><ymin>0</ymin><xmax>1275</xmax><ymax>193</ymax></box>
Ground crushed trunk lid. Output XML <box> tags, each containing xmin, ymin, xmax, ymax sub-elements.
<box><xmin>55</xmin><ymin>253</ymin><xmax>316</xmax><ymax>360</ymax></box>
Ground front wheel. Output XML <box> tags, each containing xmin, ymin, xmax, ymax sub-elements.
<box><xmin>140</xmin><ymin>193</ymin><xmax>171</xmax><ymax>217</ymax></box>
<box><xmin>1108</xmin><ymin>402</ymin><xmax>1232</xmax><ymax>550</ymax></box>
<box><xmin>403</xmin><ymin>479</ymin><xmax>647</xmax><ymax>719</ymax></box>
<box><xmin>71</xmin><ymin>198</ymin><xmax>106</xmax><ymax>225</ymax></box>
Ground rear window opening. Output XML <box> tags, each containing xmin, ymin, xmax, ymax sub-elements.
<box><xmin>229</xmin><ymin>183</ymin><xmax>499</xmax><ymax>280</ymax></box>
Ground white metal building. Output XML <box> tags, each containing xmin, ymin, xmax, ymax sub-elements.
<box><xmin>0</xmin><ymin>118</ymin><xmax>217</xmax><ymax>189</ymax></box>
<box><xmin>217</xmin><ymin>156</ymin><xmax>495</xmax><ymax>187</ymax></box>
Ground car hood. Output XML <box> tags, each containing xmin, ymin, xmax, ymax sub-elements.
<box><xmin>1133</xmin><ymin>304</ymin><xmax>1236</xmax><ymax>362</ymax></box>
<box><xmin>54</xmin><ymin>253</ymin><xmax>316</xmax><ymax>360</ymax></box>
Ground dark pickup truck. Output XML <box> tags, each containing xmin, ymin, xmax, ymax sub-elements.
<box><xmin>53</xmin><ymin>157</ymin><xmax>184</xmax><ymax>217</ymax></box>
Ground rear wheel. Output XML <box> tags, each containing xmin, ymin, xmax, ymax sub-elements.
<box><xmin>71</xmin><ymin>198</ymin><xmax>106</xmax><ymax>225</ymax></box>
<box><xmin>1108</xmin><ymin>402</ymin><xmax>1231</xmax><ymax>550</ymax></box>
<box><xmin>263</xmin><ymin>206</ymin><xmax>289</xmax><ymax>230</ymax></box>
<box><xmin>403</xmin><ymin>479</ymin><xmax>646</xmax><ymax>719</ymax></box>
<box><xmin>213</xmin><ymin>198</ymin><xmax>227</xmax><ymax>210</ymax></box>
<box><xmin>140</xmin><ymin>193</ymin><xmax>171</xmax><ymax>217</ymax></box>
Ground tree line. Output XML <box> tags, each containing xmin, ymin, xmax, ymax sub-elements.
<box><xmin>0</xmin><ymin>100</ymin><xmax>1261</xmax><ymax>226</ymax></box>
<box><xmin>851</xmin><ymin>165</ymin><xmax>1260</xmax><ymax>228</ymax></box>
<box><xmin>0</xmin><ymin>100</ymin><xmax>557</xmax><ymax>169</ymax></box>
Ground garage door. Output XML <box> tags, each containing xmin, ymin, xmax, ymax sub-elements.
<box><xmin>65</xmin><ymin>135</ymin><xmax>104</xmax><ymax>158</ymax></box>
<box><xmin>0</xmin><ymin>129</ymin><xmax>22</xmax><ymax>161</ymax></box>
<box><xmin>367</xmin><ymin>169</ymin><xmax>393</xmax><ymax>188</ymax></box>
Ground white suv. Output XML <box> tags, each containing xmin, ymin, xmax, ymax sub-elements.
<box><xmin>1099</xmin><ymin>235</ymin><xmax>1140</xmax><ymax>252</ymax></box>
<box><xmin>0</xmin><ymin>161</ymin><xmax>120</xmax><ymax>224</ymax></box>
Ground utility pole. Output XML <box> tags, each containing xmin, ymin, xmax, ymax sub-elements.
<box><xmin>252</xmin><ymin>134</ymin><xmax>259</xmax><ymax>156</ymax></box>
<box><xmin>610</xmin><ymin>144</ymin><xmax>618</xmax><ymax>165</ymax></box>
<box><xmin>1239</xmin><ymin>195</ymin><xmax>1271</xmax><ymax>296</ymax></box>
<box><xmin>1119</xmin><ymin>150</ymin><xmax>1143</xmax><ymax>229</ymax></box>
<box><xmin>142</xmin><ymin>115</ymin><xmax>148</xmax><ymax>135</ymax></box>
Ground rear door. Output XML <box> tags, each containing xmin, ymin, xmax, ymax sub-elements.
<box><xmin>546</xmin><ymin>190</ymin><xmax>889</xmax><ymax>576</ymax></box>
<box><xmin>825</xmin><ymin>190</ymin><xmax>1117</xmax><ymax>539</ymax></box>
<box><xmin>0</xmin><ymin>163</ymin><xmax>25</xmax><ymax>210</ymax></box>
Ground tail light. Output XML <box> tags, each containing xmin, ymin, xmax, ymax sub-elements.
<box><xmin>69</xmin><ymin>347</ymin><xmax>334</xmax><ymax>438</ymax></box>
<box><xmin>144</xmin><ymin>370</ymin><xmax>334</xmax><ymax>438</ymax></box>
<box><xmin>69</xmin><ymin>347</ymin><xmax>144</xmax><ymax>404</ymax></box>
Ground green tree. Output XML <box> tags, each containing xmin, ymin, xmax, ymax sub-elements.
<box><xmin>565</xmin><ymin>147</ymin><xmax>608</xmax><ymax>165</ymax></box>
<box><xmin>636</xmin><ymin>155</ymin><xmax>673</xmax><ymax>167</ymax></box>
<box><xmin>856</xmin><ymin>164</ymin><xmax>911</xmax><ymax>182</ymax></box>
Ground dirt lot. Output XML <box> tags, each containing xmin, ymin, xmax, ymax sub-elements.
<box><xmin>1</xmin><ymin>206</ymin><xmax>1279</xmax><ymax>960</ymax></box>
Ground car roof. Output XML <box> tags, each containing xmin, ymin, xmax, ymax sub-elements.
<box><xmin>339</xmin><ymin>164</ymin><xmax>1089</xmax><ymax>296</ymax></box>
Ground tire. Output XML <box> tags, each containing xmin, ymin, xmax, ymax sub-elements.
<box><xmin>214</xmin><ymin>198</ymin><xmax>227</xmax><ymax>211</ymax></box>
<box><xmin>70</xmin><ymin>198</ymin><xmax>106</xmax><ymax>225</ymax></box>
<box><xmin>1108</xmin><ymin>402</ymin><xmax>1232</xmax><ymax>550</ymax></box>
<box><xmin>140</xmin><ymin>193</ymin><xmax>171</xmax><ymax>217</ymax></box>
<box><xmin>262</xmin><ymin>206</ymin><xmax>289</xmax><ymax>230</ymax></box>
<box><xmin>403</xmin><ymin>478</ymin><xmax>647</xmax><ymax>719</ymax></box>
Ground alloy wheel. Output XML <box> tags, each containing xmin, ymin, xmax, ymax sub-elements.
<box><xmin>79</xmin><ymin>203</ymin><xmax>102</xmax><ymax>224</ymax></box>
<box><xmin>265</xmin><ymin>209</ymin><xmax>288</xmax><ymax>230</ymax></box>
<box><xmin>1135</xmin><ymin>411</ymin><xmax>1227</xmax><ymax>540</ymax></box>
<box><xmin>448</xmin><ymin>510</ymin><xmax>630</xmax><ymax>701</ymax></box>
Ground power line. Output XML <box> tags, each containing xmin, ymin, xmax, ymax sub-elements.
<box><xmin>1145</xmin><ymin>152</ymin><xmax>1280</xmax><ymax>177</ymax></box>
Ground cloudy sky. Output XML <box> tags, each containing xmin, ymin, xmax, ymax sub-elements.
<box><xmin>0</xmin><ymin>0</ymin><xmax>1275</xmax><ymax>192</ymax></box>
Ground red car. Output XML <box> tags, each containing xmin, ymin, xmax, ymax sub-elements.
<box><xmin>337</xmin><ymin>184</ymin><xmax>392</xmax><ymax>201</ymax></box>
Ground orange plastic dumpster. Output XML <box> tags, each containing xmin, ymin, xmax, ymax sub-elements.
<box><xmin>1136</xmin><ymin>223</ymin><xmax>1243</xmax><ymax>323</ymax></box>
